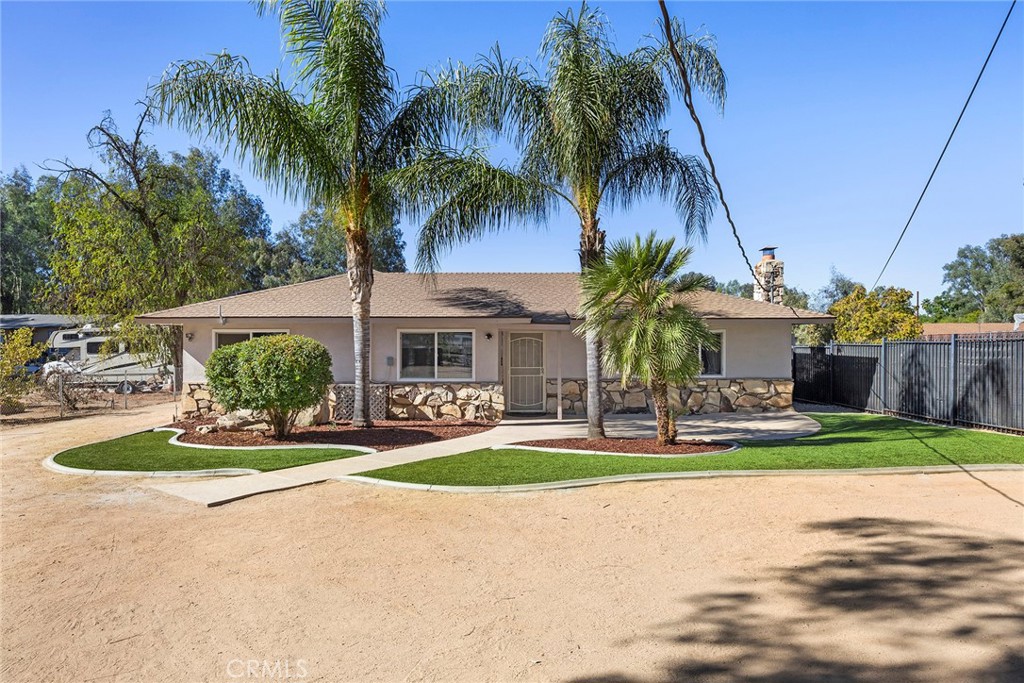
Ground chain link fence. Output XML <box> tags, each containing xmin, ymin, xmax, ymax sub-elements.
<box><xmin>1</xmin><ymin>370</ymin><xmax>178</xmax><ymax>425</ymax></box>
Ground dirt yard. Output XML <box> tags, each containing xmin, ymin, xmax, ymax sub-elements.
<box><xmin>2</xmin><ymin>407</ymin><xmax>1022</xmax><ymax>682</ymax></box>
<box><xmin>0</xmin><ymin>389</ymin><xmax>177</xmax><ymax>428</ymax></box>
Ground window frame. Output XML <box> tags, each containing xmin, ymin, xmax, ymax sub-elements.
<box><xmin>396</xmin><ymin>328</ymin><xmax>476</xmax><ymax>382</ymax></box>
<box><xmin>211</xmin><ymin>329</ymin><xmax>290</xmax><ymax>352</ymax></box>
<box><xmin>699</xmin><ymin>329</ymin><xmax>726</xmax><ymax>378</ymax></box>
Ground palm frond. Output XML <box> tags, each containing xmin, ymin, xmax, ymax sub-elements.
<box><xmin>319</xmin><ymin>0</ymin><xmax>394</xmax><ymax>165</ymax></box>
<box><xmin>601</xmin><ymin>133</ymin><xmax>716</xmax><ymax>240</ymax></box>
<box><xmin>386</xmin><ymin>149</ymin><xmax>554</xmax><ymax>272</ymax></box>
<box><xmin>601</xmin><ymin>49</ymin><xmax>671</xmax><ymax>155</ymax></box>
<box><xmin>654</xmin><ymin>17</ymin><xmax>727</xmax><ymax>115</ymax></box>
<box><xmin>254</xmin><ymin>0</ymin><xmax>335</xmax><ymax>87</ymax></box>
<box><xmin>540</xmin><ymin>1</ymin><xmax>616</xmax><ymax>191</ymax></box>
<box><xmin>150</xmin><ymin>52</ymin><xmax>338</xmax><ymax>203</ymax></box>
<box><xmin>577</xmin><ymin>231</ymin><xmax>716</xmax><ymax>385</ymax></box>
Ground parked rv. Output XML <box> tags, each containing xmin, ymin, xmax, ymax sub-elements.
<box><xmin>43</xmin><ymin>326</ymin><xmax>168</xmax><ymax>392</ymax></box>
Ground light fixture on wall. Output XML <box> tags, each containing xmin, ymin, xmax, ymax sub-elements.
<box><xmin>184</xmin><ymin>332</ymin><xmax>194</xmax><ymax>342</ymax></box>
<box><xmin>485</xmin><ymin>332</ymin><xmax>493</xmax><ymax>340</ymax></box>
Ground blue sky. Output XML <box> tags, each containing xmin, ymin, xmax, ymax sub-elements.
<box><xmin>2</xmin><ymin>1</ymin><xmax>1021</xmax><ymax>299</ymax></box>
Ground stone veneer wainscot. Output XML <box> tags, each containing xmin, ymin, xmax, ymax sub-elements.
<box><xmin>180</xmin><ymin>378</ymin><xmax>791</xmax><ymax>421</ymax></box>
<box><xmin>181</xmin><ymin>383</ymin><xmax>223</xmax><ymax>417</ymax></box>
<box><xmin>388</xmin><ymin>383</ymin><xmax>504</xmax><ymax>421</ymax></box>
<box><xmin>547</xmin><ymin>378</ymin><xmax>794</xmax><ymax>415</ymax></box>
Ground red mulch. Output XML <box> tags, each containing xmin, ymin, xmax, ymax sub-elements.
<box><xmin>168</xmin><ymin>418</ymin><xmax>497</xmax><ymax>451</ymax></box>
<box><xmin>514</xmin><ymin>438</ymin><xmax>730</xmax><ymax>455</ymax></box>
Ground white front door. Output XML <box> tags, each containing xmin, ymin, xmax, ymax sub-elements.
<box><xmin>507</xmin><ymin>333</ymin><xmax>545</xmax><ymax>413</ymax></box>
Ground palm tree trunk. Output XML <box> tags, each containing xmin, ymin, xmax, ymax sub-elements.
<box><xmin>651</xmin><ymin>379</ymin><xmax>673</xmax><ymax>446</ymax></box>
<box><xmin>579</xmin><ymin>217</ymin><xmax>606</xmax><ymax>439</ymax></box>
<box><xmin>347</xmin><ymin>227</ymin><xmax>373</xmax><ymax>428</ymax></box>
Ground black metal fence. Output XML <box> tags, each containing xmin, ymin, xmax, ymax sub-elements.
<box><xmin>793</xmin><ymin>336</ymin><xmax>1024</xmax><ymax>434</ymax></box>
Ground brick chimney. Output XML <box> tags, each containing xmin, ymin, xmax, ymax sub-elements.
<box><xmin>753</xmin><ymin>246</ymin><xmax>785</xmax><ymax>304</ymax></box>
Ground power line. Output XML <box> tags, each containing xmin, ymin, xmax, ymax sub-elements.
<box><xmin>871</xmin><ymin>0</ymin><xmax>1017</xmax><ymax>291</ymax></box>
<box><xmin>657</xmin><ymin>0</ymin><xmax>764</xmax><ymax>293</ymax></box>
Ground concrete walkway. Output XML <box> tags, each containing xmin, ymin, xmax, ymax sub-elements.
<box><xmin>147</xmin><ymin>412</ymin><xmax>820</xmax><ymax>506</ymax></box>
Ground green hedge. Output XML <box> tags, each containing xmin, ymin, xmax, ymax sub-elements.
<box><xmin>206</xmin><ymin>334</ymin><xmax>333</xmax><ymax>438</ymax></box>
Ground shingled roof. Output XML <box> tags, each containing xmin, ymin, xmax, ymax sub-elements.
<box><xmin>137</xmin><ymin>272</ymin><xmax>833</xmax><ymax>324</ymax></box>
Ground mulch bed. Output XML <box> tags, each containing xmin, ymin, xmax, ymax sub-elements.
<box><xmin>514</xmin><ymin>438</ymin><xmax>731</xmax><ymax>455</ymax></box>
<box><xmin>168</xmin><ymin>418</ymin><xmax>497</xmax><ymax>451</ymax></box>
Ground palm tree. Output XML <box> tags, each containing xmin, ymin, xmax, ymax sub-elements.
<box><xmin>151</xmin><ymin>0</ymin><xmax>449</xmax><ymax>427</ymax></box>
<box><xmin>392</xmin><ymin>2</ymin><xmax>725</xmax><ymax>437</ymax></box>
<box><xmin>577</xmin><ymin>232</ymin><xmax>716</xmax><ymax>445</ymax></box>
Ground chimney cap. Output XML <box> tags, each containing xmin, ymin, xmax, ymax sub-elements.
<box><xmin>760</xmin><ymin>246</ymin><xmax>778</xmax><ymax>252</ymax></box>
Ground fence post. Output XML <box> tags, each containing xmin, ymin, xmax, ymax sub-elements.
<box><xmin>59</xmin><ymin>374</ymin><xmax>64</xmax><ymax>419</ymax></box>
<box><xmin>948</xmin><ymin>334</ymin><xmax>958</xmax><ymax>425</ymax></box>
<box><xmin>880</xmin><ymin>337</ymin><xmax>887</xmax><ymax>414</ymax></box>
<box><xmin>827</xmin><ymin>340</ymin><xmax>835</xmax><ymax>405</ymax></box>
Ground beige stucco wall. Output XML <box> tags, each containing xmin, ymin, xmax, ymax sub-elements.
<box><xmin>180</xmin><ymin>318</ymin><xmax>354</xmax><ymax>384</ymax></box>
<box><xmin>704</xmin><ymin>319</ymin><xmax>794</xmax><ymax>379</ymax></box>
<box><xmin>178</xmin><ymin>316</ymin><xmax>794</xmax><ymax>384</ymax></box>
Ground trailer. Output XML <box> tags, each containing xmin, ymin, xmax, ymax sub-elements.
<box><xmin>44</xmin><ymin>326</ymin><xmax>168</xmax><ymax>392</ymax></box>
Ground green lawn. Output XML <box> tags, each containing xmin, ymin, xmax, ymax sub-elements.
<box><xmin>53</xmin><ymin>430</ymin><xmax>365</xmax><ymax>473</ymax></box>
<box><xmin>360</xmin><ymin>413</ymin><xmax>1024</xmax><ymax>487</ymax></box>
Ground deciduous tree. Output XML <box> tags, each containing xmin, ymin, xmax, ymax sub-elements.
<box><xmin>0</xmin><ymin>169</ymin><xmax>58</xmax><ymax>313</ymax></box>
<box><xmin>245</xmin><ymin>204</ymin><xmax>406</xmax><ymax>290</ymax></box>
<box><xmin>831</xmin><ymin>285</ymin><xmax>922</xmax><ymax>342</ymax></box>
<box><xmin>0</xmin><ymin>328</ymin><xmax>46</xmax><ymax>413</ymax></box>
<box><xmin>921</xmin><ymin>234</ymin><xmax>1024</xmax><ymax>322</ymax></box>
<box><xmin>44</xmin><ymin>108</ymin><xmax>270</xmax><ymax>384</ymax></box>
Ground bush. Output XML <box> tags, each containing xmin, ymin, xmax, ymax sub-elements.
<box><xmin>206</xmin><ymin>335</ymin><xmax>333</xmax><ymax>439</ymax></box>
<box><xmin>39</xmin><ymin>367</ymin><xmax>100</xmax><ymax>411</ymax></box>
<box><xmin>0</xmin><ymin>328</ymin><xmax>45</xmax><ymax>414</ymax></box>
<box><xmin>205</xmin><ymin>342</ymin><xmax>245</xmax><ymax>410</ymax></box>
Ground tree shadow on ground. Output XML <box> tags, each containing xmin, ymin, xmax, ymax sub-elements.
<box><xmin>570</xmin><ymin>517</ymin><xmax>1024</xmax><ymax>683</ymax></box>
<box><xmin>900</xmin><ymin>427</ymin><xmax>1024</xmax><ymax>507</ymax></box>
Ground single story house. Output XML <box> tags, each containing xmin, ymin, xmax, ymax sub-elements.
<box><xmin>137</xmin><ymin>272</ymin><xmax>833</xmax><ymax>421</ymax></box>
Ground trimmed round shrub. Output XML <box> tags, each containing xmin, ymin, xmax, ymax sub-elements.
<box><xmin>206</xmin><ymin>335</ymin><xmax>333</xmax><ymax>439</ymax></box>
<box><xmin>205</xmin><ymin>342</ymin><xmax>246</xmax><ymax>411</ymax></box>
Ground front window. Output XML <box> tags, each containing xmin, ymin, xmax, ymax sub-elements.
<box><xmin>701</xmin><ymin>332</ymin><xmax>724</xmax><ymax>376</ymax></box>
<box><xmin>214</xmin><ymin>330</ymin><xmax>287</xmax><ymax>349</ymax></box>
<box><xmin>400</xmin><ymin>331</ymin><xmax>473</xmax><ymax>380</ymax></box>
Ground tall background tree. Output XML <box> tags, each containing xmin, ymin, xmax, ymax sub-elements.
<box><xmin>43</xmin><ymin>108</ymin><xmax>270</xmax><ymax>385</ymax></box>
<box><xmin>921</xmin><ymin>234</ymin><xmax>1024</xmax><ymax>322</ymax></box>
<box><xmin>246</xmin><ymin>204</ymin><xmax>406</xmax><ymax>290</ymax></box>
<box><xmin>578</xmin><ymin>232</ymin><xmax>715</xmax><ymax>445</ymax></box>
<box><xmin>0</xmin><ymin>168</ymin><xmax>59</xmax><ymax>313</ymax></box>
<box><xmin>153</xmin><ymin>0</ymin><xmax>451</xmax><ymax>427</ymax></box>
<box><xmin>394</xmin><ymin>1</ymin><xmax>724</xmax><ymax>437</ymax></box>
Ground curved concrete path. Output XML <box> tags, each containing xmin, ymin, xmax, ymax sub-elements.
<box><xmin>146</xmin><ymin>412</ymin><xmax>820</xmax><ymax>506</ymax></box>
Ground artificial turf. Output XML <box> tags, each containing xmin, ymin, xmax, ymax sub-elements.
<box><xmin>359</xmin><ymin>413</ymin><xmax>1024</xmax><ymax>487</ymax></box>
<box><xmin>53</xmin><ymin>430</ymin><xmax>365</xmax><ymax>472</ymax></box>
